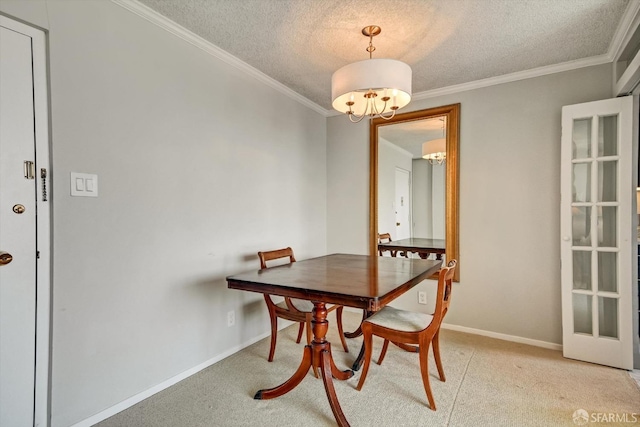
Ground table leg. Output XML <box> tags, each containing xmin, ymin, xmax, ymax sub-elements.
<box><xmin>320</xmin><ymin>350</ymin><xmax>350</xmax><ymax>427</ymax></box>
<box><xmin>254</xmin><ymin>302</ymin><xmax>354</xmax><ymax>426</ymax></box>
<box><xmin>253</xmin><ymin>345</ymin><xmax>312</xmax><ymax>399</ymax></box>
<box><xmin>327</xmin><ymin>346</ymin><xmax>353</xmax><ymax>380</ymax></box>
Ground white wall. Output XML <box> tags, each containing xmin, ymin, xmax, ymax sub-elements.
<box><xmin>326</xmin><ymin>117</ymin><xmax>369</xmax><ymax>255</ymax></box>
<box><xmin>410</xmin><ymin>159</ymin><xmax>445</xmax><ymax>239</ymax></box>
<box><xmin>431</xmin><ymin>162</ymin><xmax>446</xmax><ymax>239</ymax></box>
<box><xmin>1</xmin><ymin>1</ymin><xmax>327</xmax><ymax>426</ymax></box>
<box><xmin>412</xmin><ymin>159</ymin><xmax>432</xmax><ymax>237</ymax></box>
<box><xmin>328</xmin><ymin>64</ymin><xmax>613</xmax><ymax>345</ymax></box>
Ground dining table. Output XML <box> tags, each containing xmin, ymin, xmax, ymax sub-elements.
<box><xmin>226</xmin><ymin>253</ymin><xmax>442</xmax><ymax>427</ymax></box>
<box><xmin>378</xmin><ymin>237</ymin><xmax>445</xmax><ymax>260</ymax></box>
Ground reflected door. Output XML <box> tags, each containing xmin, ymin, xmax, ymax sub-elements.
<box><xmin>560</xmin><ymin>96</ymin><xmax>636</xmax><ymax>369</ymax></box>
<box><xmin>395</xmin><ymin>168</ymin><xmax>411</xmax><ymax>240</ymax></box>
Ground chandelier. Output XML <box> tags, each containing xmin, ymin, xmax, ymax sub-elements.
<box><xmin>331</xmin><ymin>26</ymin><xmax>412</xmax><ymax>123</ymax></box>
<box><xmin>422</xmin><ymin>118</ymin><xmax>446</xmax><ymax>165</ymax></box>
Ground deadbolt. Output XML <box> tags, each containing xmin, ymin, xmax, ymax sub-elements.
<box><xmin>0</xmin><ymin>252</ymin><xmax>13</xmax><ymax>265</ymax></box>
<box><xmin>13</xmin><ymin>204</ymin><xmax>25</xmax><ymax>214</ymax></box>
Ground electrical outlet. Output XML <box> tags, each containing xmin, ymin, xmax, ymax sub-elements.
<box><xmin>227</xmin><ymin>310</ymin><xmax>235</xmax><ymax>327</ymax></box>
<box><xmin>418</xmin><ymin>291</ymin><xmax>427</xmax><ymax>305</ymax></box>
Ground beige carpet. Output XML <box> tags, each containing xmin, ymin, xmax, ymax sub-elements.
<box><xmin>97</xmin><ymin>311</ymin><xmax>640</xmax><ymax>426</ymax></box>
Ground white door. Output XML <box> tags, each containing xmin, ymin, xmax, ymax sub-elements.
<box><xmin>560</xmin><ymin>96</ymin><xmax>636</xmax><ymax>370</ymax></box>
<box><xmin>395</xmin><ymin>168</ymin><xmax>411</xmax><ymax>240</ymax></box>
<box><xmin>0</xmin><ymin>17</ymin><xmax>50</xmax><ymax>426</ymax></box>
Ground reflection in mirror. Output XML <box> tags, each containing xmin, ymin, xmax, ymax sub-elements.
<box><xmin>378</xmin><ymin>116</ymin><xmax>447</xmax><ymax>241</ymax></box>
<box><xmin>370</xmin><ymin>104</ymin><xmax>460</xmax><ymax>281</ymax></box>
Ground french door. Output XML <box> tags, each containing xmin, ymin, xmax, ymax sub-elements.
<box><xmin>560</xmin><ymin>96</ymin><xmax>636</xmax><ymax>370</ymax></box>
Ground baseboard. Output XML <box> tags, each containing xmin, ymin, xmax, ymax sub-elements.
<box><xmin>441</xmin><ymin>323</ymin><xmax>563</xmax><ymax>351</ymax></box>
<box><xmin>345</xmin><ymin>307</ymin><xmax>563</xmax><ymax>351</ymax></box>
<box><xmin>70</xmin><ymin>329</ymin><xmax>273</xmax><ymax>427</ymax></box>
<box><xmin>72</xmin><ymin>314</ymin><xmax>561</xmax><ymax>426</ymax></box>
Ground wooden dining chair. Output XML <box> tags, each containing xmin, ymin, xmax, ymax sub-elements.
<box><xmin>356</xmin><ymin>259</ymin><xmax>457</xmax><ymax>410</ymax></box>
<box><xmin>258</xmin><ymin>247</ymin><xmax>349</xmax><ymax>374</ymax></box>
<box><xmin>377</xmin><ymin>233</ymin><xmax>397</xmax><ymax>257</ymax></box>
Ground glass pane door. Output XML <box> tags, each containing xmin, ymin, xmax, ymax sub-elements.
<box><xmin>561</xmin><ymin>96</ymin><xmax>635</xmax><ymax>370</ymax></box>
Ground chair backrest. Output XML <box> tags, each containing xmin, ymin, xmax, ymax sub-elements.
<box><xmin>378</xmin><ymin>233</ymin><xmax>392</xmax><ymax>244</ymax></box>
<box><xmin>378</xmin><ymin>233</ymin><xmax>392</xmax><ymax>256</ymax></box>
<box><xmin>431</xmin><ymin>260</ymin><xmax>457</xmax><ymax>326</ymax></box>
<box><xmin>258</xmin><ymin>247</ymin><xmax>296</xmax><ymax>269</ymax></box>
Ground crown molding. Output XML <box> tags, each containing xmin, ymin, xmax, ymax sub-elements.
<box><xmin>113</xmin><ymin>0</ymin><xmax>632</xmax><ymax>119</ymax></box>
<box><xmin>610</xmin><ymin>0</ymin><xmax>640</xmax><ymax>63</ymax></box>
<box><xmin>111</xmin><ymin>0</ymin><xmax>329</xmax><ymax>116</ymax></box>
<box><xmin>411</xmin><ymin>54</ymin><xmax>612</xmax><ymax>102</ymax></box>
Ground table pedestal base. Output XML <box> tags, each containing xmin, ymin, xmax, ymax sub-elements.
<box><xmin>253</xmin><ymin>302</ymin><xmax>354</xmax><ymax>427</ymax></box>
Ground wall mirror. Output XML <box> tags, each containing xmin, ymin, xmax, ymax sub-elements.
<box><xmin>370</xmin><ymin>104</ymin><xmax>460</xmax><ymax>281</ymax></box>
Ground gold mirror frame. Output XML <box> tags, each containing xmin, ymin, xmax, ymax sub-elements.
<box><xmin>369</xmin><ymin>103</ymin><xmax>460</xmax><ymax>281</ymax></box>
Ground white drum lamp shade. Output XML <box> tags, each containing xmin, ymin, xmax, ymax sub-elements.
<box><xmin>331</xmin><ymin>58</ymin><xmax>412</xmax><ymax>114</ymax></box>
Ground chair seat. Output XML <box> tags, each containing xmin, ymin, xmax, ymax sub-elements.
<box><xmin>356</xmin><ymin>260</ymin><xmax>457</xmax><ymax>411</ymax></box>
<box><xmin>275</xmin><ymin>298</ymin><xmax>314</xmax><ymax>312</ymax></box>
<box><xmin>365</xmin><ymin>306</ymin><xmax>433</xmax><ymax>332</ymax></box>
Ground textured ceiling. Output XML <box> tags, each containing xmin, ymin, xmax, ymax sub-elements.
<box><xmin>136</xmin><ymin>0</ymin><xmax>630</xmax><ymax>112</ymax></box>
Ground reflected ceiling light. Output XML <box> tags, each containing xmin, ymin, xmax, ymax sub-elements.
<box><xmin>331</xmin><ymin>25</ymin><xmax>412</xmax><ymax>123</ymax></box>
<box><xmin>422</xmin><ymin>118</ymin><xmax>446</xmax><ymax>165</ymax></box>
<box><xmin>422</xmin><ymin>139</ymin><xmax>446</xmax><ymax>165</ymax></box>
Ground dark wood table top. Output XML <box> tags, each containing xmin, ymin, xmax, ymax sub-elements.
<box><xmin>227</xmin><ymin>253</ymin><xmax>442</xmax><ymax>312</ymax></box>
<box><xmin>378</xmin><ymin>237</ymin><xmax>446</xmax><ymax>252</ymax></box>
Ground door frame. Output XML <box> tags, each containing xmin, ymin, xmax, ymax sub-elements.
<box><xmin>1</xmin><ymin>14</ymin><xmax>52</xmax><ymax>426</ymax></box>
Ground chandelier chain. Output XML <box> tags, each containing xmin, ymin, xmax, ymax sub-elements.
<box><xmin>366</xmin><ymin>35</ymin><xmax>375</xmax><ymax>59</ymax></box>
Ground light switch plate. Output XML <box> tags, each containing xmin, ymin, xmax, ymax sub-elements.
<box><xmin>70</xmin><ymin>172</ymin><xmax>98</xmax><ymax>197</ymax></box>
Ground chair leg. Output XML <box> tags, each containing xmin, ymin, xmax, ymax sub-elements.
<box><xmin>433</xmin><ymin>329</ymin><xmax>446</xmax><ymax>382</ymax></box>
<box><xmin>419</xmin><ymin>340</ymin><xmax>436</xmax><ymax>410</ymax></box>
<box><xmin>377</xmin><ymin>339</ymin><xmax>390</xmax><ymax>365</ymax></box>
<box><xmin>356</xmin><ymin>326</ymin><xmax>374</xmax><ymax>391</ymax></box>
<box><xmin>295</xmin><ymin>322</ymin><xmax>305</xmax><ymax>344</ymax></box>
<box><xmin>267</xmin><ymin>308</ymin><xmax>278</xmax><ymax>362</ymax></box>
<box><xmin>336</xmin><ymin>306</ymin><xmax>349</xmax><ymax>352</ymax></box>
